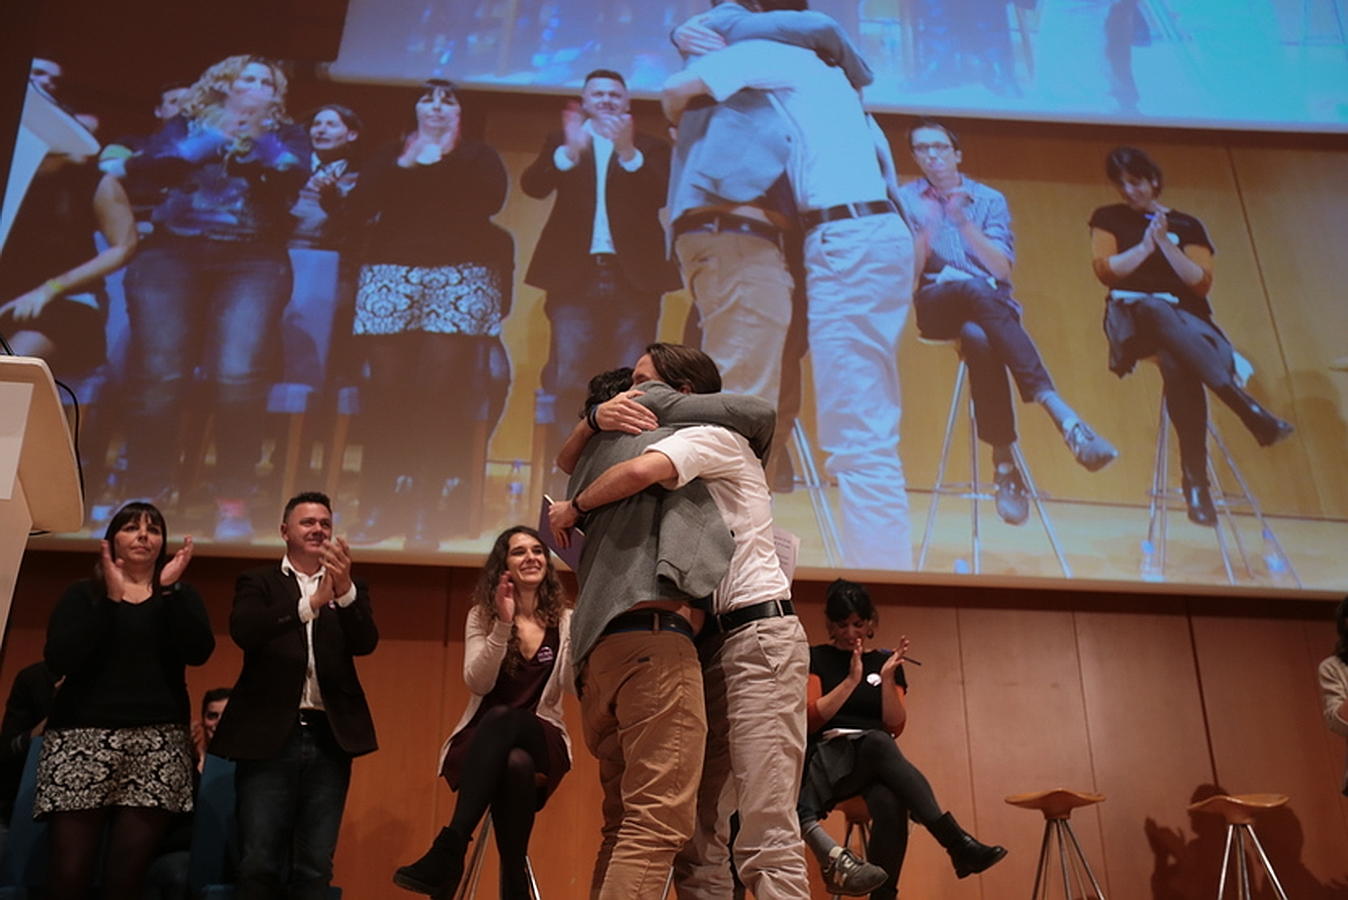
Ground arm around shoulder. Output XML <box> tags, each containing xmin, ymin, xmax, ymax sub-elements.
<box><xmin>1319</xmin><ymin>656</ymin><xmax>1348</xmax><ymax>737</ymax></box>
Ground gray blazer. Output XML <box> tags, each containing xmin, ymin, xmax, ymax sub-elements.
<box><xmin>667</xmin><ymin>2</ymin><xmax>874</xmax><ymax>226</ymax></box>
<box><xmin>566</xmin><ymin>383</ymin><xmax>777</xmax><ymax>667</ymax></box>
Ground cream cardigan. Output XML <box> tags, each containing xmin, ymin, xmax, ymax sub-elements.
<box><xmin>436</xmin><ymin>605</ymin><xmax>573</xmax><ymax>775</ymax></box>
<box><xmin>1318</xmin><ymin>654</ymin><xmax>1348</xmax><ymax>793</ymax></box>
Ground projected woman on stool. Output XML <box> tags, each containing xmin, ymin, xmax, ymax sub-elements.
<box><xmin>1089</xmin><ymin>147</ymin><xmax>1294</xmax><ymax>526</ymax></box>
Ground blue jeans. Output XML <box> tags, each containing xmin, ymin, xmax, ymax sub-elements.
<box><xmin>122</xmin><ymin>237</ymin><xmax>291</xmax><ymax>496</ymax></box>
<box><xmin>915</xmin><ymin>277</ymin><xmax>1055</xmax><ymax>447</ymax></box>
<box><xmin>539</xmin><ymin>263</ymin><xmax>660</xmax><ymax>480</ymax></box>
<box><xmin>234</xmin><ymin>717</ymin><xmax>352</xmax><ymax>900</ymax></box>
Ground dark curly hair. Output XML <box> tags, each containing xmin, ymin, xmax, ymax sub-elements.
<box><xmin>474</xmin><ymin>527</ymin><xmax>567</xmax><ymax>675</ymax></box>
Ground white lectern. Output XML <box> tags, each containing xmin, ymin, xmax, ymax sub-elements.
<box><xmin>0</xmin><ymin>357</ymin><xmax>83</xmax><ymax>647</ymax></box>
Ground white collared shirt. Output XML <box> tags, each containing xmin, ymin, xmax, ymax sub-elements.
<box><xmin>281</xmin><ymin>554</ymin><xmax>357</xmax><ymax>711</ymax></box>
<box><xmin>645</xmin><ymin>425</ymin><xmax>791</xmax><ymax>614</ymax></box>
<box><xmin>553</xmin><ymin>119</ymin><xmax>645</xmax><ymax>254</ymax></box>
<box><xmin>689</xmin><ymin>40</ymin><xmax>887</xmax><ymax>211</ymax></box>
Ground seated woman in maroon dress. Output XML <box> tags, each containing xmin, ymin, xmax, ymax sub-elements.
<box><xmin>394</xmin><ymin>526</ymin><xmax>572</xmax><ymax>898</ymax></box>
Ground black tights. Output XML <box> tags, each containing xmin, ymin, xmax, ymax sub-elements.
<box><xmin>799</xmin><ymin>732</ymin><xmax>944</xmax><ymax>900</ymax></box>
<box><xmin>47</xmin><ymin>805</ymin><xmax>173</xmax><ymax>900</ymax></box>
<box><xmin>449</xmin><ymin>706</ymin><xmax>551</xmax><ymax>900</ymax></box>
<box><xmin>358</xmin><ymin>332</ymin><xmax>509</xmax><ymax>502</ymax></box>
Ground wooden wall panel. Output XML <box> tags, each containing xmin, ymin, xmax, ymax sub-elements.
<box><xmin>1226</xmin><ymin>146</ymin><xmax>1348</xmax><ymax>518</ymax></box>
<box><xmin>5</xmin><ymin>553</ymin><xmax>1347</xmax><ymax>897</ymax></box>
<box><xmin>1190</xmin><ymin>609</ymin><xmax>1348</xmax><ymax>894</ymax></box>
<box><xmin>956</xmin><ymin>605</ymin><xmax>1106</xmax><ymax>899</ymax></box>
<box><xmin>1074</xmin><ymin>606</ymin><xmax>1216</xmax><ymax>900</ymax></box>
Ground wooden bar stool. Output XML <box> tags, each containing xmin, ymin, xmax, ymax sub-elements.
<box><xmin>1187</xmin><ymin>793</ymin><xmax>1290</xmax><ymax>900</ymax></box>
<box><xmin>1005</xmin><ymin>788</ymin><xmax>1107</xmax><ymax>899</ymax></box>
<box><xmin>456</xmin><ymin>810</ymin><xmax>541</xmax><ymax>900</ymax></box>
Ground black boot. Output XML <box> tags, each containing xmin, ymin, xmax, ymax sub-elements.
<box><xmin>393</xmin><ymin>827</ymin><xmax>468</xmax><ymax>895</ymax></box>
<box><xmin>927</xmin><ymin>812</ymin><xmax>1007</xmax><ymax>878</ymax></box>
<box><xmin>1216</xmin><ymin>385</ymin><xmax>1294</xmax><ymax>447</ymax></box>
<box><xmin>1181</xmin><ymin>471</ymin><xmax>1217</xmax><ymax>527</ymax></box>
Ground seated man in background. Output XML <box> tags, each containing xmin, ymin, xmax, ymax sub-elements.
<box><xmin>899</xmin><ymin>118</ymin><xmax>1117</xmax><ymax>526</ymax></box>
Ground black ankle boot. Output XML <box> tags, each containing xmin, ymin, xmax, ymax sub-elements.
<box><xmin>1217</xmin><ymin>386</ymin><xmax>1294</xmax><ymax>447</ymax></box>
<box><xmin>393</xmin><ymin>827</ymin><xmax>468</xmax><ymax>895</ymax></box>
<box><xmin>927</xmin><ymin>812</ymin><xmax>1007</xmax><ymax>878</ymax></box>
<box><xmin>1182</xmin><ymin>479</ymin><xmax>1217</xmax><ymax>527</ymax></box>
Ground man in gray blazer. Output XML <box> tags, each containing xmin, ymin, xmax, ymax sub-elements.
<box><xmin>549</xmin><ymin>345</ymin><xmax>774</xmax><ymax>898</ymax></box>
<box><xmin>665</xmin><ymin>0</ymin><xmax>872</xmax><ymax>467</ymax></box>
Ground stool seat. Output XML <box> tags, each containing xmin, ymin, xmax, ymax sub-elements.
<box><xmin>1187</xmin><ymin>793</ymin><xmax>1288</xmax><ymax>825</ymax></box>
<box><xmin>1005</xmin><ymin>788</ymin><xmax>1106</xmax><ymax>819</ymax></box>
<box><xmin>836</xmin><ymin>795</ymin><xmax>871</xmax><ymax>825</ymax></box>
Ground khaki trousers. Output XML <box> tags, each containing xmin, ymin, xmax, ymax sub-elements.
<box><xmin>581</xmin><ymin>629</ymin><xmax>707</xmax><ymax>898</ymax></box>
<box><xmin>675</xmin><ymin>615</ymin><xmax>811</xmax><ymax>900</ymax></box>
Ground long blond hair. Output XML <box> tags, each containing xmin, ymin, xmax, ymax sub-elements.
<box><xmin>178</xmin><ymin>54</ymin><xmax>290</xmax><ymax>126</ymax></box>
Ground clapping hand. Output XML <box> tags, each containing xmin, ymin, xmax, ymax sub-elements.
<box><xmin>592</xmin><ymin>111</ymin><xmax>635</xmax><ymax>159</ymax></box>
<box><xmin>562</xmin><ymin>101</ymin><xmax>591</xmax><ymax>163</ymax></box>
<box><xmin>672</xmin><ymin>18</ymin><xmax>727</xmax><ymax>56</ymax></box>
<box><xmin>159</xmin><ymin>536</ymin><xmax>194</xmax><ymax>587</ymax></box>
<box><xmin>495</xmin><ymin>573</ymin><xmax>516</xmax><ymax>624</ymax></box>
<box><xmin>880</xmin><ymin>635</ymin><xmax>910</xmax><ymax>681</ymax></box>
<box><xmin>320</xmin><ymin>537</ymin><xmax>353</xmax><ymax>597</ymax></box>
<box><xmin>99</xmin><ymin>540</ymin><xmax>129</xmax><ymax>601</ymax></box>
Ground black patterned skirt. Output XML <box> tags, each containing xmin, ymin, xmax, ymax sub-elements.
<box><xmin>33</xmin><ymin>723</ymin><xmax>195</xmax><ymax>818</ymax></box>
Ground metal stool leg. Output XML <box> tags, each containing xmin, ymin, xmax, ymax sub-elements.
<box><xmin>1011</xmin><ymin>443</ymin><xmax>1072</xmax><ymax>577</ymax></box>
<box><xmin>660</xmin><ymin>866</ymin><xmax>674</xmax><ymax>899</ymax></box>
<box><xmin>1243</xmin><ymin>824</ymin><xmax>1289</xmax><ymax>900</ymax></box>
<box><xmin>1207</xmin><ymin>423</ymin><xmax>1303</xmax><ymax>588</ymax></box>
<box><xmin>455</xmin><ymin>812</ymin><xmax>493</xmax><ymax>900</ymax></box>
<box><xmin>791</xmin><ymin>418</ymin><xmax>845</xmax><ymax>567</ymax></box>
<box><xmin>918</xmin><ymin>360</ymin><xmax>967</xmax><ymax>570</ymax></box>
<box><xmin>1063</xmin><ymin>819</ymin><xmax>1107</xmax><ymax>899</ymax></box>
<box><xmin>1216</xmin><ymin>824</ymin><xmax>1235</xmax><ymax>899</ymax></box>
<box><xmin>524</xmin><ymin>853</ymin><xmax>542</xmax><ymax>900</ymax></box>
<box><xmin>967</xmin><ymin>378</ymin><xmax>982</xmax><ymax>574</ymax></box>
<box><xmin>1031</xmin><ymin>819</ymin><xmax>1054</xmax><ymax>899</ymax></box>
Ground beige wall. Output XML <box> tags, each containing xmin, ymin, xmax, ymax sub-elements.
<box><xmin>5</xmin><ymin>550</ymin><xmax>1346</xmax><ymax>898</ymax></box>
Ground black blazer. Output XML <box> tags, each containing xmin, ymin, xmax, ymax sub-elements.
<box><xmin>210</xmin><ymin>564</ymin><xmax>378</xmax><ymax>760</ymax></box>
<box><xmin>520</xmin><ymin>128</ymin><xmax>681</xmax><ymax>295</ymax></box>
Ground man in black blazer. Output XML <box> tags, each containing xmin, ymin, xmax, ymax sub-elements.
<box><xmin>521</xmin><ymin>68</ymin><xmax>682</xmax><ymax>486</ymax></box>
<box><xmin>210</xmin><ymin>491</ymin><xmax>378</xmax><ymax>899</ymax></box>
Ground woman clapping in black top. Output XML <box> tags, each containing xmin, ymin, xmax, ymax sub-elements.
<box><xmin>37</xmin><ymin>502</ymin><xmax>213</xmax><ymax>899</ymax></box>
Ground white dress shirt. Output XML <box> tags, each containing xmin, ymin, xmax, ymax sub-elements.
<box><xmin>689</xmin><ymin>40</ymin><xmax>888</xmax><ymax>212</ymax></box>
<box><xmin>646</xmin><ymin>424</ymin><xmax>791</xmax><ymax>614</ymax></box>
<box><xmin>282</xmin><ymin>554</ymin><xmax>357</xmax><ymax>711</ymax></box>
<box><xmin>553</xmin><ymin>118</ymin><xmax>645</xmax><ymax>254</ymax></box>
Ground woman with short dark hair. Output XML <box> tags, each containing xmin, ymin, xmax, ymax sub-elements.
<box><xmin>1089</xmin><ymin>146</ymin><xmax>1294</xmax><ymax>526</ymax></box>
<box><xmin>37</xmin><ymin>502</ymin><xmax>213</xmax><ymax>898</ymax></box>
<box><xmin>798</xmin><ymin>579</ymin><xmax>1005</xmax><ymax>897</ymax></box>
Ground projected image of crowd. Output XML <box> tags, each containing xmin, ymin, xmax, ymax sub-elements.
<box><xmin>1</xmin><ymin>0</ymin><xmax>1296</xmax><ymax>571</ymax></box>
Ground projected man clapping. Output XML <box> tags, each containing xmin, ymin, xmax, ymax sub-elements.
<box><xmin>521</xmin><ymin>69</ymin><xmax>680</xmax><ymax>493</ymax></box>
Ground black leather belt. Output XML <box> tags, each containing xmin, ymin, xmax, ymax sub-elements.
<box><xmin>601</xmin><ymin>609</ymin><xmax>695</xmax><ymax>641</ymax></box>
<box><xmin>591</xmin><ymin>253</ymin><xmax>618</xmax><ymax>267</ymax></box>
<box><xmin>298</xmin><ymin>708</ymin><xmax>328</xmax><ymax>728</ymax></box>
<box><xmin>703</xmin><ymin>598</ymin><xmax>796</xmax><ymax>637</ymax></box>
<box><xmin>673</xmin><ymin>212</ymin><xmax>782</xmax><ymax>246</ymax></box>
<box><xmin>800</xmin><ymin>199</ymin><xmax>897</xmax><ymax>231</ymax></box>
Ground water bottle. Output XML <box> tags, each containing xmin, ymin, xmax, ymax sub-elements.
<box><xmin>953</xmin><ymin>558</ymin><xmax>970</xmax><ymax>575</ymax></box>
<box><xmin>1139</xmin><ymin>540</ymin><xmax>1162</xmax><ymax>582</ymax></box>
<box><xmin>1262</xmin><ymin>528</ymin><xmax>1292</xmax><ymax>586</ymax></box>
